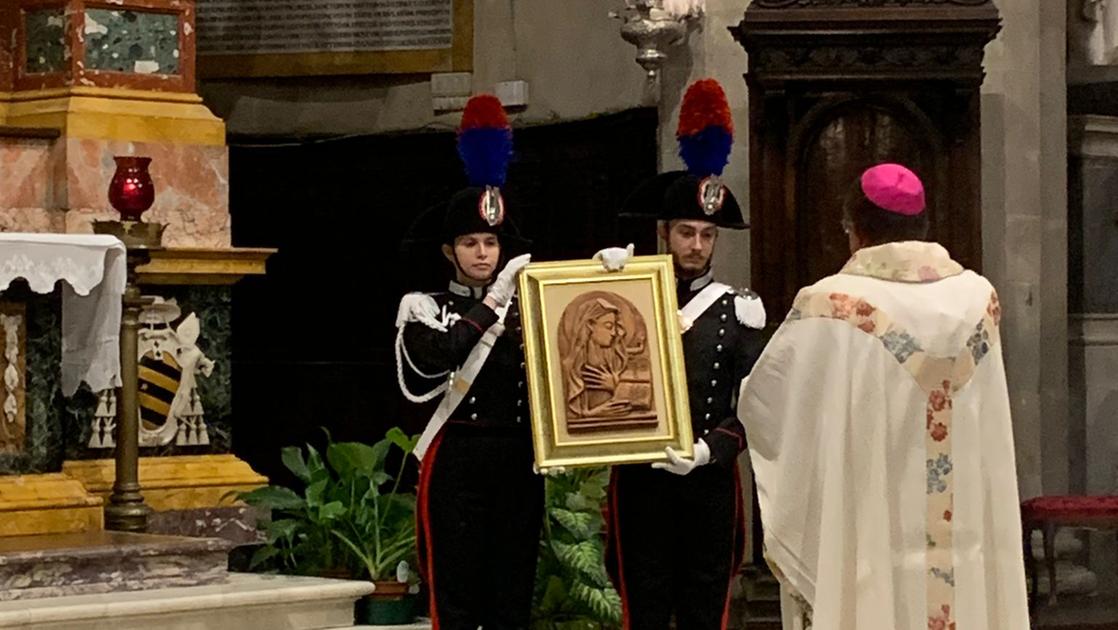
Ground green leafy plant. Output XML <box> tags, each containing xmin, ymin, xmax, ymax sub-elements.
<box><xmin>532</xmin><ymin>467</ymin><xmax>623</xmax><ymax>630</ymax></box>
<box><xmin>238</xmin><ymin>427</ymin><xmax>420</xmax><ymax>583</ymax></box>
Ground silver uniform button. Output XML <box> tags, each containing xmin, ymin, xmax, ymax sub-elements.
<box><xmin>705</xmin><ymin>413</ymin><xmax>711</xmax><ymax>420</ymax></box>
<box><xmin>711</xmin><ymin>379</ymin><xmax>717</xmax><ymax>387</ymax></box>
<box><xmin>518</xmin><ymin>381</ymin><xmax>524</xmax><ymax>388</ymax></box>
<box><xmin>470</xmin><ymin>413</ymin><xmax>478</xmax><ymax>420</ymax></box>
<box><xmin>718</xmin><ymin>329</ymin><xmax>725</xmax><ymax>337</ymax></box>
<box><xmin>713</xmin><ymin>362</ymin><xmax>721</xmax><ymax>369</ymax></box>
<box><xmin>469</xmin><ymin>396</ymin><xmax>476</xmax><ymax>405</ymax></box>
<box><xmin>703</xmin><ymin>429</ymin><xmax>710</xmax><ymax>436</ymax></box>
<box><xmin>721</xmin><ymin>299</ymin><xmax>728</xmax><ymax>306</ymax></box>
<box><xmin>716</xmin><ymin>344</ymin><xmax>723</xmax><ymax>352</ymax></box>
<box><xmin>720</xmin><ymin>313</ymin><xmax>727</xmax><ymax>322</ymax></box>
<box><xmin>706</xmin><ymin>397</ymin><xmax>713</xmax><ymax>404</ymax></box>
<box><xmin>520</xmin><ymin>362</ymin><xmax>525</xmax><ymax>369</ymax></box>
<box><xmin>517</xmin><ymin>416</ymin><xmax>522</xmax><ymax>423</ymax></box>
<box><xmin>517</xmin><ymin>400</ymin><xmax>523</xmax><ymax>407</ymax></box>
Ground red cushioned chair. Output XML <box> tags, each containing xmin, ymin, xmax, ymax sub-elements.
<box><xmin>1021</xmin><ymin>496</ymin><xmax>1118</xmax><ymax>609</ymax></box>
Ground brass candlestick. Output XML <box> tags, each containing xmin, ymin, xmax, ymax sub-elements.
<box><xmin>94</xmin><ymin>156</ymin><xmax>163</xmax><ymax>532</ymax></box>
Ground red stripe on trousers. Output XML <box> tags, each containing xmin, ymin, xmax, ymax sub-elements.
<box><xmin>417</xmin><ymin>430</ymin><xmax>447</xmax><ymax>630</ymax></box>
<box><xmin>721</xmin><ymin>463</ymin><xmax>747</xmax><ymax>629</ymax></box>
<box><xmin>608</xmin><ymin>469</ymin><xmax>632</xmax><ymax>630</ymax></box>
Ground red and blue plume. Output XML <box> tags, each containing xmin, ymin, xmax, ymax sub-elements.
<box><xmin>457</xmin><ymin>94</ymin><xmax>513</xmax><ymax>188</ymax></box>
<box><xmin>676</xmin><ymin>79</ymin><xmax>733</xmax><ymax>178</ymax></box>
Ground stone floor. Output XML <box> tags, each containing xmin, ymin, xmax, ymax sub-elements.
<box><xmin>1035</xmin><ymin>593</ymin><xmax>1118</xmax><ymax>629</ymax></box>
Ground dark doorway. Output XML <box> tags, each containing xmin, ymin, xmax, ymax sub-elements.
<box><xmin>228</xmin><ymin>108</ymin><xmax>659</xmax><ymax>483</ymax></box>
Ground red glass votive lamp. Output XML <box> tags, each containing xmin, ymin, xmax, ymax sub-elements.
<box><xmin>108</xmin><ymin>156</ymin><xmax>156</xmax><ymax>221</ymax></box>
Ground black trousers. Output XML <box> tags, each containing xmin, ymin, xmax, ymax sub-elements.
<box><xmin>606</xmin><ymin>463</ymin><xmax>744</xmax><ymax>630</ymax></box>
<box><xmin>417</xmin><ymin>422</ymin><xmax>544</xmax><ymax>630</ymax></box>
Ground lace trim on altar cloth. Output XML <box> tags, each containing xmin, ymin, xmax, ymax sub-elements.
<box><xmin>0</xmin><ymin>234</ymin><xmax>126</xmax><ymax>396</ymax></box>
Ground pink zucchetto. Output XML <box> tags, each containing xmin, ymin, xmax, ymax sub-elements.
<box><xmin>860</xmin><ymin>163</ymin><xmax>925</xmax><ymax>216</ymax></box>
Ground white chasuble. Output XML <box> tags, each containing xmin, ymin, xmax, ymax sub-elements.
<box><xmin>738</xmin><ymin>241</ymin><xmax>1029</xmax><ymax>630</ymax></box>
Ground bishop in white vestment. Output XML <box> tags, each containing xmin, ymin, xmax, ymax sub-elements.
<box><xmin>737</xmin><ymin>164</ymin><xmax>1029</xmax><ymax>630</ymax></box>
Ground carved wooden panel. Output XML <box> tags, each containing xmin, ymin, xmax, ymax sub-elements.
<box><xmin>0</xmin><ymin>302</ymin><xmax>26</xmax><ymax>454</ymax></box>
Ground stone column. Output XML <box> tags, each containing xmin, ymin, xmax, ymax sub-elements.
<box><xmin>1068</xmin><ymin>114</ymin><xmax>1118</xmax><ymax>596</ymax></box>
<box><xmin>980</xmin><ymin>0</ymin><xmax>1069</xmax><ymax>498</ymax></box>
<box><xmin>654</xmin><ymin>0</ymin><xmax>756</xmax><ymax>571</ymax></box>
<box><xmin>658</xmin><ymin>0</ymin><xmax>752</xmax><ymax>289</ymax></box>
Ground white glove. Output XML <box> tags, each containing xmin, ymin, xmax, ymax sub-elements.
<box><xmin>533</xmin><ymin>464</ymin><xmax>568</xmax><ymax>477</ymax></box>
<box><xmin>487</xmin><ymin>253</ymin><xmax>532</xmax><ymax>307</ymax></box>
<box><xmin>651</xmin><ymin>439</ymin><xmax>710</xmax><ymax>476</ymax></box>
<box><xmin>396</xmin><ymin>293</ymin><xmax>446</xmax><ymax>331</ymax></box>
<box><xmin>593</xmin><ymin>243</ymin><xmax>634</xmax><ymax>272</ymax></box>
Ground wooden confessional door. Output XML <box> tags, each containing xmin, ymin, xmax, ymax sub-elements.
<box><xmin>795</xmin><ymin>98</ymin><xmax>943</xmax><ymax>288</ymax></box>
<box><xmin>734</xmin><ymin>0</ymin><xmax>999</xmax><ymax>319</ymax></box>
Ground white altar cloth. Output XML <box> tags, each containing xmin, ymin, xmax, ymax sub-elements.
<box><xmin>0</xmin><ymin>233</ymin><xmax>126</xmax><ymax>396</ymax></box>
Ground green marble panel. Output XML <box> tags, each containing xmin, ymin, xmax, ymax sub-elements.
<box><xmin>0</xmin><ymin>285</ymin><xmax>233</xmax><ymax>474</ymax></box>
<box><xmin>0</xmin><ymin>292</ymin><xmax>65</xmax><ymax>475</ymax></box>
<box><xmin>84</xmin><ymin>9</ymin><xmax>181</xmax><ymax>75</ymax></box>
<box><xmin>24</xmin><ymin>8</ymin><xmax>67</xmax><ymax>74</ymax></box>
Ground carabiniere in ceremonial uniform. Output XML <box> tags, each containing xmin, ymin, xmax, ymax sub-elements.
<box><xmin>600</xmin><ymin>78</ymin><xmax>767</xmax><ymax>630</ymax></box>
<box><xmin>395</xmin><ymin>95</ymin><xmax>542</xmax><ymax>630</ymax></box>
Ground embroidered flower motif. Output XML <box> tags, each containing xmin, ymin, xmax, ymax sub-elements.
<box><xmin>944</xmin><ymin>510</ymin><xmax>953</xmax><ymax>522</ymax></box>
<box><xmin>988</xmin><ymin>292</ymin><xmax>1002</xmax><ymax>325</ymax></box>
<box><xmin>882</xmin><ymin>330</ymin><xmax>921</xmax><ymax>363</ymax></box>
<box><xmin>967</xmin><ymin>323</ymin><xmax>990</xmax><ymax>364</ymax></box>
<box><xmin>826</xmin><ymin>293</ymin><xmax>879</xmax><ymax>334</ymax></box>
<box><xmin>928</xmin><ymin>604</ymin><xmax>955</xmax><ymax>630</ymax></box>
<box><xmin>929</xmin><ymin>389</ymin><xmax>949</xmax><ymax>412</ymax></box>
<box><xmin>930</xmin><ymin>567</ymin><xmax>956</xmax><ymax>587</ymax></box>
<box><xmin>930</xmin><ymin>422</ymin><xmax>949</xmax><ymax>442</ymax></box>
<box><xmin>927</xmin><ymin>454</ymin><xmax>953</xmax><ymax>494</ymax></box>
<box><xmin>918</xmin><ymin>265</ymin><xmax>942</xmax><ymax>282</ymax></box>
<box><xmin>829</xmin><ymin>293</ymin><xmax>854</xmax><ymax>319</ymax></box>
<box><xmin>927</xmin><ymin>534</ymin><xmax>937</xmax><ymax>548</ymax></box>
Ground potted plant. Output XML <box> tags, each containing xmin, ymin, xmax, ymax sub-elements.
<box><xmin>532</xmin><ymin>467</ymin><xmax>623</xmax><ymax>629</ymax></box>
<box><xmin>238</xmin><ymin>427</ymin><xmax>422</xmax><ymax>625</ymax></box>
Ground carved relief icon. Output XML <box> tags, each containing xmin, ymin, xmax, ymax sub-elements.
<box><xmin>558</xmin><ymin>291</ymin><xmax>657</xmax><ymax>433</ymax></box>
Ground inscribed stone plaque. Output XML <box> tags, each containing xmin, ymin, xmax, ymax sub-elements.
<box><xmin>195</xmin><ymin>0</ymin><xmax>472</xmax><ymax>77</ymax></box>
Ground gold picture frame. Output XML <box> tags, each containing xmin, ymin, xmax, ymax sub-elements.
<box><xmin>518</xmin><ymin>255</ymin><xmax>693</xmax><ymax>471</ymax></box>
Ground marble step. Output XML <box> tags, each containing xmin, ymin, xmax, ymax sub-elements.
<box><xmin>0</xmin><ymin>573</ymin><xmax>373</xmax><ymax>629</ymax></box>
<box><xmin>0</xmin><ymin>531</ymin><xmax>232</xmax><ymax>601</ymax></box>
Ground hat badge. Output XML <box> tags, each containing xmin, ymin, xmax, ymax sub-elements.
<box><xmin>698</xmin><ymin>176</ymin><xmax>725</xmax><ymax>215</ymax></box>
<box><xmin>479</xmin><ymin>185</ymin><xmax>505</xmax><ymax>227</ymax></box>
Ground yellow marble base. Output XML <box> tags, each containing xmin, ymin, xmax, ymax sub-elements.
<box><xmin>0</xmin><ymin>474</ymin><xmax>103</xmax><ymax>537</ymax></box>
<box><xmin>0</xmin><ymin>87</ymin><xmax>225</xmax><ymax>146</ymax></box>
<box><xmin>62</xmin><ymin>454</ymin><xmax>268</xmax><ymax>512</ymax></box>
